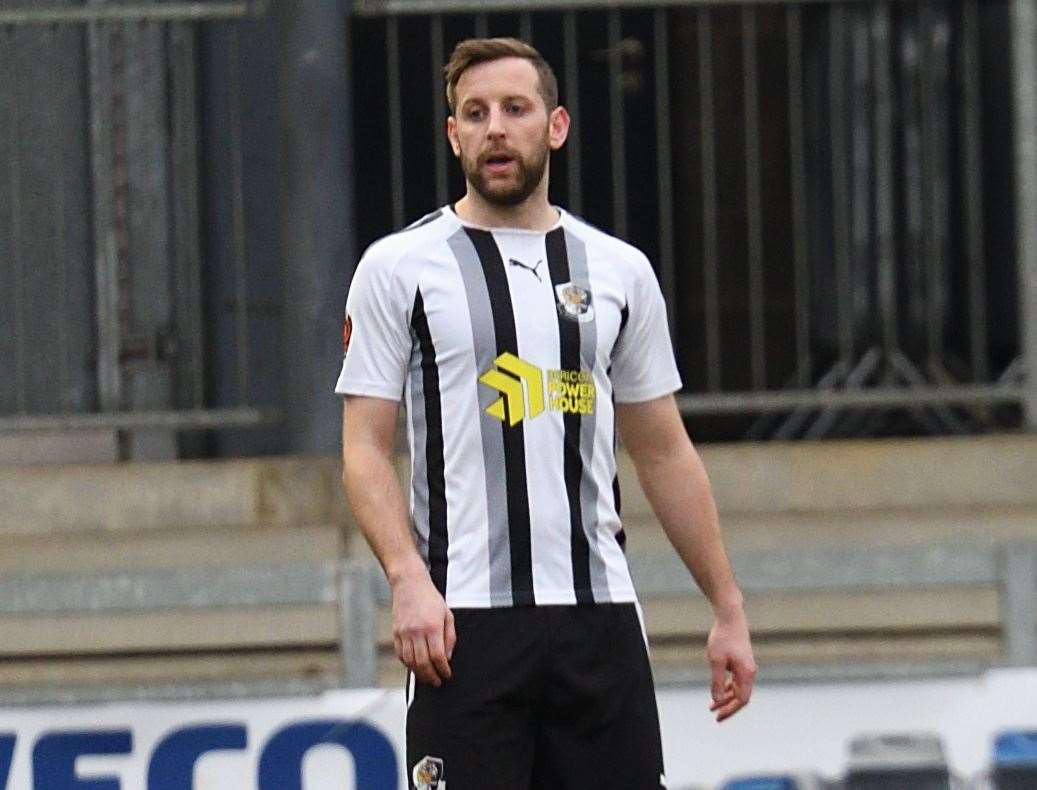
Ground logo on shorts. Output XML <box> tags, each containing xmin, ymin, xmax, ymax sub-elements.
<box><xmin>554</xmin><ymin>282</ymin><xmax>594</xmax><ymax>322</ymax></box>
<box><xmin>412</xmin><ymin>755</ymin><xmax>445</xmax><ymax>789</ymax></box>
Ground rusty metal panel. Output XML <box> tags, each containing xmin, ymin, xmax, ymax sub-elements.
<box><xmin>0</xmin><ymin>20</ymin><xmax>96</xmax><ymax>416</ymax></box>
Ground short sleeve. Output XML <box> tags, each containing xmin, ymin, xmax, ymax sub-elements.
<box><xmin>334</xmin><ymin>249</ymin><xmax>412</xmax><ymax>400</ymax></box>
<box><xmin>609</xmin><ymin>257</ymin><xmax>683</xmax><ymax>403</ymax></box>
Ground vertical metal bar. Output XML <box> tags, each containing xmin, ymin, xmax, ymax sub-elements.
<box><xmin>474</xmin><ymin>13</ymin><xmax>488</xmax><ymax>39</ymax></box>
<box><xmin>874</xmin><ymin>2</ymin><xmax>899</xmax><ymax>361</ymax></box>
<box><xmin>901</xmin><ymin>11</ymin><xmax>927</xmax><ymax>358</ymax></box>
<box><xmin>850</xmin><ymin>9</ymin><xmax>872</xmax><ymax>364</ymax></box>
<box><xmin>227</xmin><ymin>27</ymin><xmax>250</xmax><ymax>401</ymax></box>
<box><xmin>54</xmin><ymin>30</ymin><xmax>72</xmax><ymax>411</ymax></box>
<box><xmin>338</xmin><ymin>559</ymin><xmax>377</xmax><ymax>688</ymax></box>
<box><xmin>608</xmin><ymin>9</ymin><xmax>627</xmax><ymax>239</ymax></box>
<box><xmin>110</xmin><ymin>28</ymin><xmax>132</xmax><ymax>418</ymax></box>
<box><xmin>699</xmin><ymin>8</ymin><xmax>721</xmax><ymax>392</ymax></box>
<box><xmin>654</xmin><ymin>8</ymin><xmax>675</xmax><ymax>344</ymax></box>
<box><xmin>6</xmin><ymin>29</ymin><xmax>27</xmax><ymax>412</ymax></box>
<box><xmin>922</xmin><ymin>5</ymin><xmax>951</xmax><ymax>370</ymax></box>
<box><xmin>519</xmin><ymin>10</ymin><xmax>532</xmax><ymax>42</ymax></box>
<box><xmin>743</xmin><ymin>6</ymin><xmax>765</xmax><ymax>390</ymax></box>
<box><xmin>1011</xmin><ymin>0</ymin><xmax>1037</xmax><ymax>429</ymax></box>
<box><xmin>1002</xmin><ymin>544</ymin><xmax>1037</xmax><ymax>666</ymax></box>
<box><xmin>386</xmin><ymin>18</ymin><xmax>405</xmax><ymax>229</ymax></box>
<box><xmin>830</xmin><ymin>5</ymin><xmax>854</xmax><ymax>364</ymax></box>
<box><xmin>88</xmin><ymin>22</ymin><xmax>122</xmax><ymax>414</ymax></box>
<box><xmin>278</xmin><ymin>0</ymin><xmax>355</xmax><ymax>454</ymax></box>
<box><xmin>563</xmin><ymin>10</ymin><xmax>582</xmax><ymax>215</ymax></box>
<box><xmin>431</xmin><ymin>15</ymin><xmax>449</xmax><ymax>208</ymax></box>
<box><xmin>170</xmin><ymin>24</ymin><xmax>206</xmax><ymax>408</ymax></box>
<box><xmin>961</xmin><ymin>0</ymin><xmax>987</xmax><ymax>383</ymax></box>
<box><xmin>787</xmin><ymin>6</ymin><xmax>811</xmax><ymax>388</ymax></box>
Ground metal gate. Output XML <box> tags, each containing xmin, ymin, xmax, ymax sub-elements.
<box><xmin>350</xmin><ymin>0</ymin><xmax>1036</xmax><ymax>440</ymax></box>
<box><xmin>2</xmin><ymin>0</ymin><xmax>1034</xmax><ymax>456</ymax></box>
<box><xmin>0</xmin><ymin>0</ymin><xmax>273</xmax><ymax>459</ymax></box>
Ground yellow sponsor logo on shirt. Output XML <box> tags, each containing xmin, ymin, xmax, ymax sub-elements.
<box><xmin>480</xmin><ymin>354</ymin><xmax>596</xmax><ymax>426</ymax></box>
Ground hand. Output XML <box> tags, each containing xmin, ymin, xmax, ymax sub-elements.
<box><xmin>390</xmin><ymin>570</ymin><xmax>457</xmax><ymax>687</ymax></box>
<box><xmin>706</xmin><ymin>606</ymin><xmax>756</xmax><ymax>722</ymax></box>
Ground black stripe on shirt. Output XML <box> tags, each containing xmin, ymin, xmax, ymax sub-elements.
<box><xmin>411</xmin><ymin>288</ymin><xmax>448</xmax><ymax>596</ymax></box>
<box><xmin>546</xmin><ymin>227</ymin><xmax>594</xmax><ymax>604</ymax></box>
<box><xmin>465</xmin><ymin>227</ymin><xmax>535</xmax><ymax>606</ymax></box>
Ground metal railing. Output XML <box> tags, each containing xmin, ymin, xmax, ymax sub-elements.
<box><xmin>3</xmin><ymin>0</ymin><xmax>1033</xmax><ymax>449</ymax></box>
<box><xmin>0</xmin><ymin>541</ymin><xmax>1033</xmax><ymax>704</ymax></box>
<box><xmin>0</xmin><ymin>2</ymin><xmax>265</xmax><ymax>25</ymax></box>
<box><xmin>349</xmin><ymin>0</ymin><xmax>1036</xmax><ymax>438</ymax></box>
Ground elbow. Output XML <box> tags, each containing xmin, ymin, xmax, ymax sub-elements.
<box><xmin>625</xmin><ymin>432</ymin><xmax>690</xmax><ymax>470</ymax></box>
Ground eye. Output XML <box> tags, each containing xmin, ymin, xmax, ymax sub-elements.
<box><xmin>464</xmin><ymin>106</ymin><xmax>485</xmax><ymax>121</ymax></box>
<box><xmin>505</xmin><ymin>102</ymin><xmax>525</xmax><ymax>115</ymax></box>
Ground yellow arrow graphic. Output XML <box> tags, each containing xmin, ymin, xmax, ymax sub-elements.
<box><xmin>479</xmin><ymin>368</ymin><xmax>526</xmax><ymax>426</ymax></box>
<box><xmin>494</xmin><ymin>352</ymin><xmax>545</xmax><ymax>418</ymax></box>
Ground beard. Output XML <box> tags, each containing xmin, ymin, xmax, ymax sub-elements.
<box><xmin>460</xmin><ymin>137</ymin><xmax>550</xmax><ymax>207</ymax></box>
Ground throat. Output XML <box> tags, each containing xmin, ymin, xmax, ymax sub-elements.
<box><xmin>454</xmin><ymin>192</ymin><xmax>559</xmax><ymax>231</ymax></box>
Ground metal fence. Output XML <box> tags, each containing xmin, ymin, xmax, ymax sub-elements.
<box><xmin>350</xmin><ymin>0</ymin><xmax>1036</xmax><ymax>439</ymax></box>
<box><xmin>2</xmin><ymin>0</ymin><xmax>1035</xmax><ymax>454</ymax></box>
<box><xmin>0</xmin><ymin>1</ymin><xmax>272</xmax><ymax>457</ymax></box>
<box><xmin>0</xmin><ymin>541</ymin><xmax>1033</xmax><ymax>705</ymax></box>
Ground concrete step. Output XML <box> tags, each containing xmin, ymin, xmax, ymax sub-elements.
<box><xmin>0</xmin><ymin>456</ymin><xmax>349</xmax><ymax>535</ymax></box>
<box><xmin>0</xmin><ymin>525</ymin><xmax>344</xmax><ymax>661</ymax></box>
<box><xmin>0</xmin><ymin>649</ymin><xmax>340</xmax><ymax>691</ymax></box>
<box><xmin>0</xmin><ymin>523</ymin><xmax>343</xmax><ymax>572</ymax></box>
<box><xmin>620</xmin><ymin>434</ymin><xmax>1037</xmax><ymax>518</ymax></box>
<box><xmin>4</xmin><ymin>434</ymin><xmax>1034</xmax><ymax>535</ymax></box>
<box><xmin>621</xmin><ymin>504</ymin><xmax>1037</xmax><ymax>555</ymax></box>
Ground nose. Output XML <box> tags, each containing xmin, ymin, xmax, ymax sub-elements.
<box><xmin>486</xmin><ymin>104</ymin><xmax>506</xmax><ymax>139</ymax></box>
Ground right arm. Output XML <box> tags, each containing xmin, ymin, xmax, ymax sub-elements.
<box><xmin>341</xmin><ymin>395</ymin><xmax>455</xmax><ymax>686</ymax></box>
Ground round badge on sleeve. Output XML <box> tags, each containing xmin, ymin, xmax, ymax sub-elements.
<box><xmin>342</xmin><ymin>314</ymin><xmax>353</xmax><ymax>354</ymax></box>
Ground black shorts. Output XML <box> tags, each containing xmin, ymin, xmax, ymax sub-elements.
<box><xmin>405</xmin><ymin>603</ymin><xmax>666</xmax><ymax>790</ymax></box>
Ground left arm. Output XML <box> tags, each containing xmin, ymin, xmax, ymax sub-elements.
<box><xmin>616</xmin><ymin>394</ymin><xmax>756</xmax><ymax>722</ymax></box>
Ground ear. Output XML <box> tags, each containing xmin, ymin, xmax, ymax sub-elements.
<box><xmin>548</xmin><ymin>106</ymin><xmax>570</xmax><ymax>152</ymax></box>
<box><xmin>447</xmin><ymin>116</ymin><xmax>461</xmax><ymax>157</ymax></box>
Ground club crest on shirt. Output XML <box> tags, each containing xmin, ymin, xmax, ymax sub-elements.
<box><xmin>554</xmin><ymin>282</ymin><xmax>594</xmax><ymax>323</ymax></box>
<box><xmin>342</xmin><ymin>314</ymin><xmax>353</xmax><ymax>354</ymax></box>
<box><xmin>412</xmin><ymin>755</ymin><xmax>445</xmax><ymax>789</ymax></box>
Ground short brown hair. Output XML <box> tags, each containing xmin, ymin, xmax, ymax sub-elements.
<box><xmin>444</xmin><ymin>37</ymin><xmax>559</xmax><ymax>114</ymax></box>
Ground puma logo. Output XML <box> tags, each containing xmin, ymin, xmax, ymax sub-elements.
<box><xmin>508</xmin><ymin>257</ymin><xmax>543</xmax><ymax>282</ymax></box>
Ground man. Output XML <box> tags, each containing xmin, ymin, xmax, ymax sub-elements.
<box><xmin>339</xmin><ymin>37</ymin><xmax>755</xmax><ymax>790</ymax></box>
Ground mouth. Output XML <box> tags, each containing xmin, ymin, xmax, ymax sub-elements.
<box><xmin>482</xmin><ymin>153</ymin><xmax>516</xmax><ymax>174</ymax></box>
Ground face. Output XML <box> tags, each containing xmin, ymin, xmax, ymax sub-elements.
<box><xmin>447</xmin><ymin>57</ymin><xmax>569</xmax><ymax>207</ymax></box>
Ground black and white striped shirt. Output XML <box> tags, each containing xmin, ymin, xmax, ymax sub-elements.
<box><xmin>336</xmin><ymin>206</ymin><xmax>681</xmax><ymax>608</ymax></box>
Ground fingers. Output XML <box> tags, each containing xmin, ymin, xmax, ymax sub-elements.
<box><xmin>398</xmin><ymin>635</ymin><xmax>416</xmax><ymax>675</ymax></box>
<box><xmin>410</xmin><ymin>637</ymin><xmax>440</xmax><ymax>687</ymax></box>
<box><xmin>444</xmin><ymin>609</ymin><xmax>457</xmax><ymax>660</ymax></box>
<box><xmin>427</xmin><ymin>627</ymin><xmax>453</xmax><ymax>683</ymax></box>
<box><xmin>709</xmin><ymin>657</ymin><xmax>727</xmax><ymax>706</ymax></box>
<box><xmin>393</xmin><ymin>617</ymin><xmax>455</xmax><ymax>687</ymax></box>
<box><xmin>708</xmin><ymin>658</ymin><xmax>758</xmax><ymax>723</ymax></box>
<box><xmin>732</xmin><ymin>657</ymin><xmax>757</xmax><ymax>706</ymax></box>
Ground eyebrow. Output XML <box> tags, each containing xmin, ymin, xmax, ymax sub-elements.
<box><xmin>460</xmin><ymin>94</ymin><xmax>535</xmax><ymax>109</ymax></box>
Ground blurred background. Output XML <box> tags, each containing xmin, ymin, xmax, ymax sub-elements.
<box><xmin>0</xmin><ymin>0</ymin><xmax>1035</xmax><ymax>788</ymax></box>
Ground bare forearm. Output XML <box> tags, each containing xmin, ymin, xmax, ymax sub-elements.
<box><xmin>343</xmin><ymin>446</ymin><xmax>426</xmax><ymax>584</ymax></box>
<box><xmin>633</xmin><ymin>444</ymin><xmax>743</xmax><ymax>615</ymax></box>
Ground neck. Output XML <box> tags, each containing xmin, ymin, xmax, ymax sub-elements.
<box><xmin>453</xmin><ymin>180</ymin><xmax>558</xmax><ymax>231</ymax></box>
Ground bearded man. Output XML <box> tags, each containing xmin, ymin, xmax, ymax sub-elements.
<box><xmin>338</xmin><ymin>37</ymin><xmax>755</xmax><ymax>790</ymax></box>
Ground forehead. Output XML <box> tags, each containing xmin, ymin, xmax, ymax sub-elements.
<box><xmin>454</xmin><ymin>56</ymin><xmax>542</xmax><ymax>106</ymax></box>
